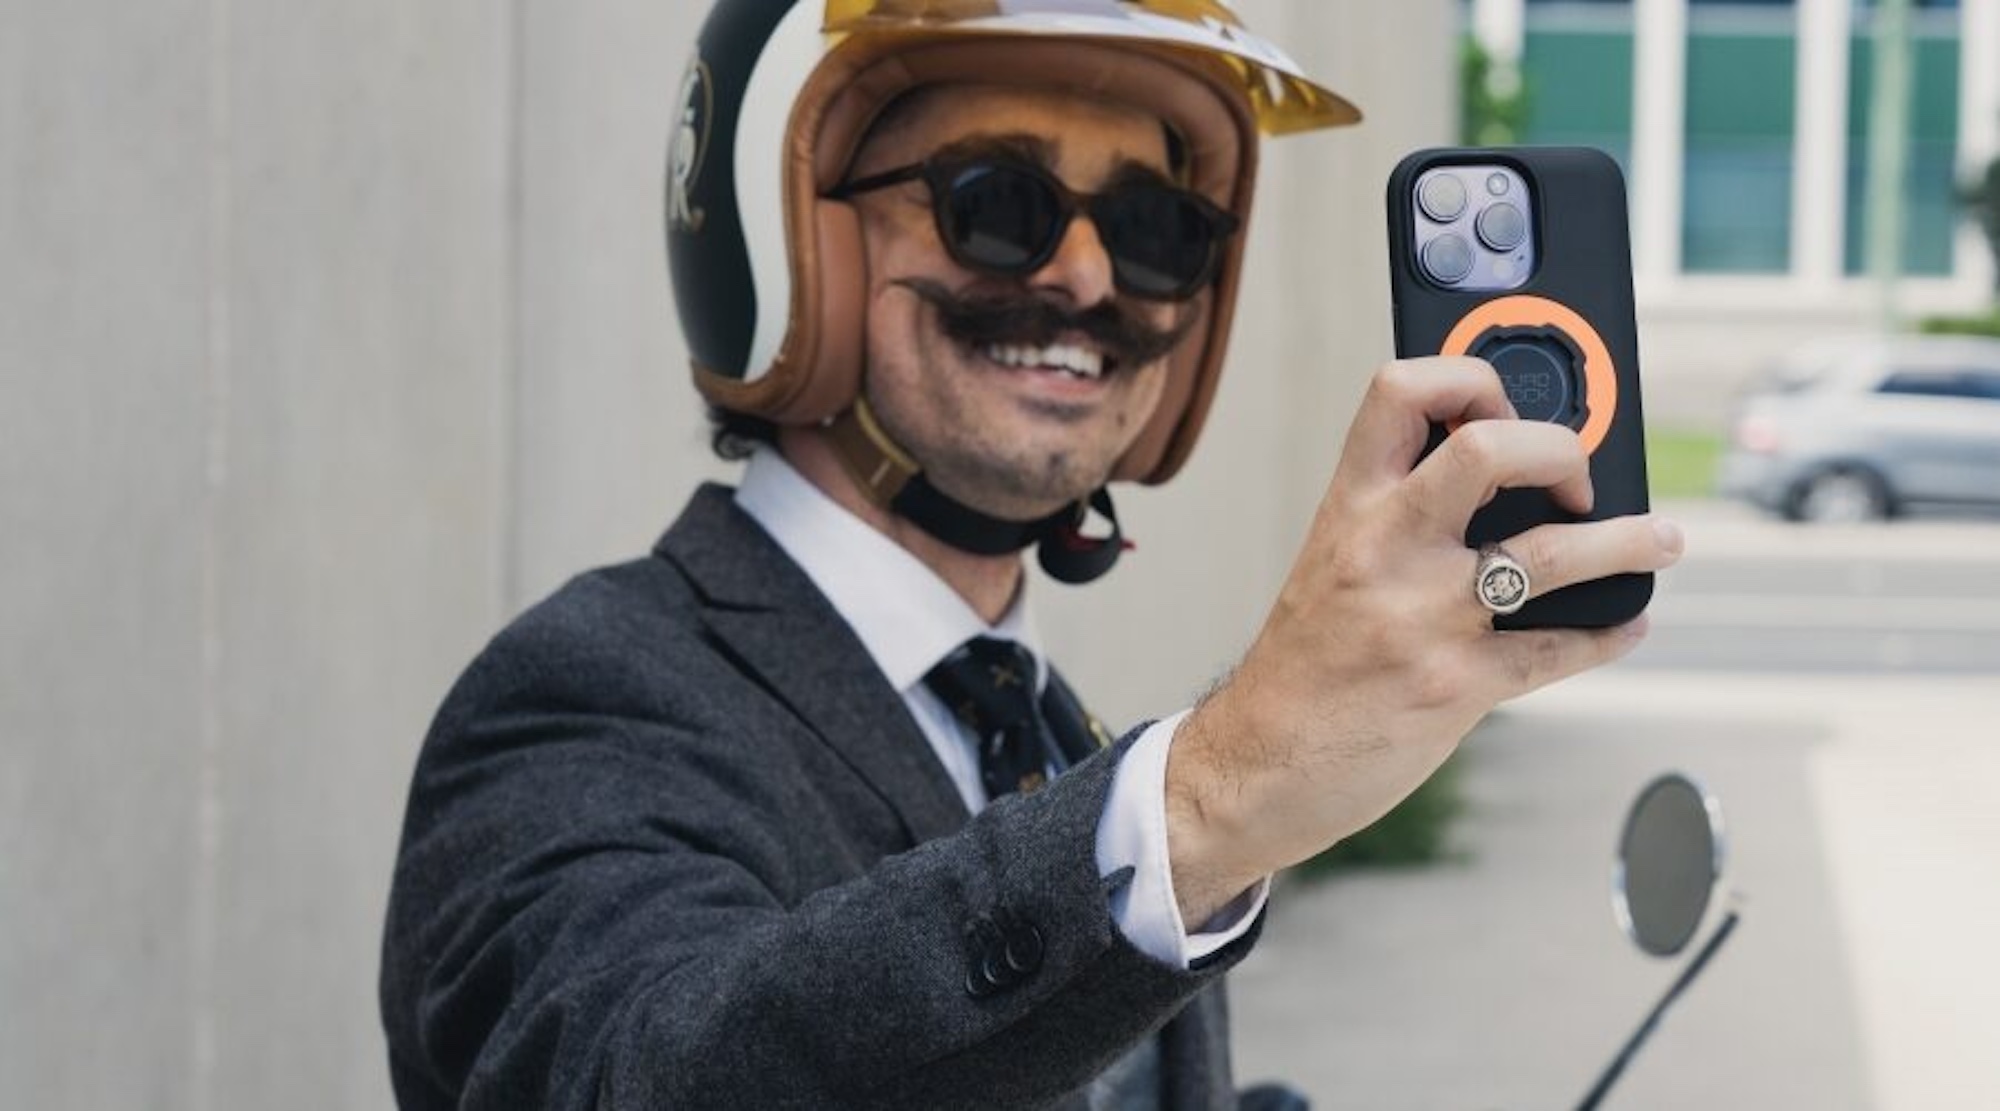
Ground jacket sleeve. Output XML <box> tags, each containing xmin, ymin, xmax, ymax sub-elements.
<box><xmin>378</xmin><ymin>593</ymin><xmax>1259</xmax><ymax>1111</ymax></box>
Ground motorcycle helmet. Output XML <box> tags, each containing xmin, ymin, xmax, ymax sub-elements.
<box><xmin>668</xmin><ymin>0</ymin><xmax>1360</xmax><ymax>580</ymax></box>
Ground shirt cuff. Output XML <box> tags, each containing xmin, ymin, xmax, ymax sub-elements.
<box><xmin>1096</xmin><ymin>710</ymin><xmax>1272</xmax><ymax>969</ymax></box>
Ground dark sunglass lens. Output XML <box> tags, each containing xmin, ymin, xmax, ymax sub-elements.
<box><xmin>943</xmin><ymin>165</ymin><xmax>1060</xmax><ymax>272</ymax></box>
<box><xmin>1096</xmin><ymin>187</ymin><xmax>1222</xmax><ymax>297</ymax></box>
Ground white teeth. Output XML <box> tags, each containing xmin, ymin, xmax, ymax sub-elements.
<box><xmin>983</xmin><ymin>343</ymin><xmax>1106</xmax><ymax>380</ymax></box>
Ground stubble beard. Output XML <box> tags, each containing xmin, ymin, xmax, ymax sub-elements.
<box><xmin>865</xmin><ymin>329</ymin><xmax>1117</xmax><ymax>522</ymax></box>
<box><xmin>863</xmin><ymin>279</ymin><xmax>1193</xmax><ymax>521</ymax></box>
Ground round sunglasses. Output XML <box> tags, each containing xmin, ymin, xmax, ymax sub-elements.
<box><xmin>827</xmin><ymin>158</ymin><xmax>1239</xmax><ymax>301</ymax></box>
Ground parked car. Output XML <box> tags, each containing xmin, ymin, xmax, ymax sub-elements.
<box><xmin>1717</xmin><ymin>335</ymin><xmax>2000</xmax><ymax>522</ymax></box>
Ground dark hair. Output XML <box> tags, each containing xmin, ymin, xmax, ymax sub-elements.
<box><xmin>707</xmin><ymin>404</ymin><xmax>780</xmax><ymax>461</ymax></box>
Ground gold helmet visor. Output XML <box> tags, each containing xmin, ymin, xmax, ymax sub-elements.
<box><xmin>822</xmin><ymin>0</ymin><xmax>1362</xmax><ymax>135</ymax></box>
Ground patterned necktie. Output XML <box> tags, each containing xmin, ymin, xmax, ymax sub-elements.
<box><xmin>923</xmin><ymin>637</ymin><xmax>1057</xmax><ymax>800</ymax></box>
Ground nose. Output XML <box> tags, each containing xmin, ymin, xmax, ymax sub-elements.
<box><xmin>1025</xmin><ymin>212</ymin><xmax>1118</xmax><ymax>309</ymax></box>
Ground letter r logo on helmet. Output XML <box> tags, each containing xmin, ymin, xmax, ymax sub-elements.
<box><xmin>669</xmin><ymin>58</ymin><xmax>713</xmax><ymax>234</ymax></box>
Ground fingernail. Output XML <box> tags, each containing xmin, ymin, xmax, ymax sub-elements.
<box><xmin>1653</xmin><ymin>517</ymin><xmax>1685</xmax><ymax>557</ymax></box>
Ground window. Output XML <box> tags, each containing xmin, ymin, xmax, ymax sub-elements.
<box><xmin>1843</xmin><ymin>6</ymin><xmax>1963</xmax><ymax>276</ymax></box>
<box><xmin>1521</xmin><ymin>3</ymin><xmax>1637</xmax><ymax>175</ymax></box>
<box><xmin>1681</xmin><ymin>4</ymin><xmax>1798</xmax><ymax>274</ymax></box>
<box><xmin>1964</xmin><ymin>372</ymin><xmax>2000</xmax><ymax>401</ymax></box>
<box><xmin>1878</xmin><ymin>370</ymin><xmax>1981</xmax><ymax>399</ymax></box>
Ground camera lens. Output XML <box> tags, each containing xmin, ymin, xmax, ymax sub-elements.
<box><xmin>1417</xmin><ymin>172</ymin><xmax>1468</xmax><ymax>223</ymax></box>
<box><xmin>1421</xmin><ymin>233</ymin><xmax>1476</xmax><ymax>285</ymax></box>
<box><xmin>1477</xmin><ymin>201</ymin><xmax>1528</xmax><ymax>252</ymax></box>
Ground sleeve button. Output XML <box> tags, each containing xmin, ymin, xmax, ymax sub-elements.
<box><xmin>965</xmin><ymin>966</ymin><xmax>999</xmax><ymax>999</ymax></box>
<box><xmin>982</xmin><ymin>947</ymin><xmax>1017</xmax><ymax>989</ymax></box>
<box><xmin>1003</xmin><ymin>923</ymin><xmax>1044</xmax><ymax>975</ymax></box>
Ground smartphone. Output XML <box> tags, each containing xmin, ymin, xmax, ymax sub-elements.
<box><xmin>1386</xmin><ymin>147</ymin><xmax>1652</xmax><ymax>630</ymax></box>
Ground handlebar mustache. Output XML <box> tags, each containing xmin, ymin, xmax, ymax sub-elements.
<box><xmin>895</xmin><ymin>278</ymin><xmax>1197</xmax><ymax>372</ymax></box>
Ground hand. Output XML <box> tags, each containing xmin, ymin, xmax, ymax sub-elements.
<box><xmin>1164</xmin><ymin>357</ymin><xmax>1685</xmax><ymax>923</ymax></box>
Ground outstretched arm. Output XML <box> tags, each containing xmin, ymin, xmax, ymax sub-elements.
<box><xmin>1167</xmin><ymin>357</ymin><xmax>1685</xmax><ymax>923</ymax></box>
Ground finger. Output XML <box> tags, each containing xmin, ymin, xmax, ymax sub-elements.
<box><xmin>1483</xmin><ymin>613</ymin><xmax>1653</xmax><ymax>699</ymax></box>
<box><xmin>1502</xmin><ymin>515</ymin><xmax>1685</xmax><ymax>602</ymax></box>
<box><xmin>1402</xmin><ymin>420</ymin><xmax>1594</xmax><ymax>536</ymax></box>
<box><xmin>1339</xmin><ymin>357</ymin><xmax>1517</xmax><ymax>485</ymax></box>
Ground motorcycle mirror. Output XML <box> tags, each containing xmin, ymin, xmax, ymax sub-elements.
<box><xmin>1611</xmin><ymin>773</ymin><xmax>1725</xmax><ymax>958</ymax></box>
<box><xmin>1578</xmin><ymin>774</ymin><xmax>1739</xmax><ymax>1111</ymax></box>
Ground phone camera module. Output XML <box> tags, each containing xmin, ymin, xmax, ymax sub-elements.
<box><xmin>1421</xmin><ymin>234</ymin><xmax>1476</xmax><ymax>284</ymax></box>
<box><xmin>1417</xmin><ymin>172</ymin><xmax>1468</xmax><ymax>223</ymax></box>
<box><xmin>1477</xmin><ymin>202</ymin><xmax>1529</xmax><ymax>252</ymax></box>
<box><xmin>1406</xmin><ymin>162</ymin><xmax>1535</xmax><ymax>292</ymax></box>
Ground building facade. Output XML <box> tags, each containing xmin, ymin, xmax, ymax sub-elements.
<box><xmin>1471</xmin><ymin>0</ymin><xmax>2000</xmax><ymax>422</ymax></box>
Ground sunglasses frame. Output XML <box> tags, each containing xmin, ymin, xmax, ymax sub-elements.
<box><xmin>828</xmin><ymin>156</ymin><xmax>1240</xmax><ymax>301</ymax></box>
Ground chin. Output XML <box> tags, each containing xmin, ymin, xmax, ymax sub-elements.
<box><xmin>866</xmin><ymin>313</ymin><xmax>1166</xmax><ymax>515</ymax></box>
<box><xmin>924</xmin><ymin>442</ymin><xmax>1114</xmax><ymax>520</ymax></box>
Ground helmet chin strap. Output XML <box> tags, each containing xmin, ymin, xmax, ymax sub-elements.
<box><xmin>823</xmin><ymin>400</ymin><xmax>1129</xmax><ymax>585</ymax></box>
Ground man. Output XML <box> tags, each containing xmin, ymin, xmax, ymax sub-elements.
<box><xmin>380</xmin><ymin>4</ymin><xmax>1684</xmax><ymax>1108</ymax></box>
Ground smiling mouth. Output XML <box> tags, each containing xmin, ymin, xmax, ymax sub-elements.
<box><xmin>979</xmin><ymin>341</ymin><xmax>1113</xmax><ymax>381</ymax></box>
<box><xmin>893</xmin><ymin>279</ymin><xmax>1172</xmax><ymax>386</ymax></box>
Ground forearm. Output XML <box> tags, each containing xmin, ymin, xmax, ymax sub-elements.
<box><xmin>606</xmin><ymin>765</ymin><xmax>1220</xmax><ymax>1108</ymax></box>
<box><xmin>1158</xmin><ymin>359</ymin><xmax>1682</xmax><ymax>928</ymax></box>
<box><xmin>1163</xmin><ymin>682</ymin><xmax>1288</xmax><ymax>928</ymax></box>
<box><xmin>385</xmin><ymin>726</ymin><xmax>1247</xmax><ymax>1111</ymax></box>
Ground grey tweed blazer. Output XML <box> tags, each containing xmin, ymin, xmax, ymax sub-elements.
<box><xmin>380</xmin><ymin>484</ymin><xmax>1257</xmax><ymax>1110</ymax></box>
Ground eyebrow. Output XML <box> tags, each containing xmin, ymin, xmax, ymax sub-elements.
<box><xmin>926</xmin><ymin>132</ymin><xmax>1058</xmax><ymax>168</ymax></box>
<box><xmin>927</xmin><ymin>132</ymin><xmax>1177</xmax><ymax>189</ymax></box>
<box><xmin>1102</xmin><ymin>159</ymin><xmax>1179</xmax><ymax>191</ymax></box>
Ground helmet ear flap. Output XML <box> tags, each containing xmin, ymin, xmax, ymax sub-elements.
<box><xmin>692</xmin><ymin>127</ymin><xmax>869</xmax><ymax>423</ymax></box>
<box><xmin>773</xmin><ymin>198</ymin><xmax>869</xmax><ymax>424</ymax></box>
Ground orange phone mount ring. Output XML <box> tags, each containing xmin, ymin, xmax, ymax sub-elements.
<box><xmin>1441</xmin><ymin>294</ymin><xmax>1619</xmax><ymax>456</ymax></box>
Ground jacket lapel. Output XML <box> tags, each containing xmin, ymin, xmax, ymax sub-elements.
<box><xmin>655</xmin><ymin>485</ymin><xmax>971</xmax><ymax>846</ymax></box>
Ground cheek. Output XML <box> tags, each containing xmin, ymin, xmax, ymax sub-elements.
<box><xmin>1128</xmin><ymin>304</ymin><xmax>1194</xmax><ymax>403</ymax></box>
<box><xmin>859</xmin><ymin>202</ymin><xmax>950</xmax><ymax>285</ymax></box>
<box><xmin>1126</xmin><ymin>363</ymin><xmax>1172</xmax><ymax>432</ymax></box>
<box><xmin>858</xmin><ymin>223</ymin><xmax>960</xmax><ymax>369</ymax></box>
<box><xmin>863</xmin><ymin>288</ymin><xmax>951</xmax><ymax>424</ymax></box>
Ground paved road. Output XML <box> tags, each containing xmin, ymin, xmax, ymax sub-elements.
<box><xmin>1229</xmin><ymin>503</ymin><xmax>2000</xmax><ymax>1109</ymax></box>
<box><xmin>1631</xmin><ymin>500</ymin><xmax>2000</xmax><ymax>674</ymax></box>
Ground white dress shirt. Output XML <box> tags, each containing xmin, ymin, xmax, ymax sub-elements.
<box><xmin>734</xmin><ymin>449</ymin><xmax>1265</xmax><ymax>967</ymax></box>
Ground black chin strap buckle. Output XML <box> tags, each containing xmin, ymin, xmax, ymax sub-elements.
<box><xmin>1038</xmin><ymin>489</ymin><xmax>1128</xmax><ymax>586</ymax></box>
<box><xmin>889</xmin><ymin>479</ymin><xmax>1128</xmax><ymax>585</ymax></box>
<box><xmin>823</xmin><ymin>401</ymin><xmax>1131</xmax><ymax>585</ymax></box>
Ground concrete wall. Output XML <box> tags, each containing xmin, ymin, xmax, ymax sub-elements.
<box><xmin>3</xmin><ymin>5</ymin><xmax>510</xmax><ymax>1107</ymax></box>
<box><xmin>0</xmin><ymin>3</ymin><xmax>1451</xmax><ymax>1106</ymax></box>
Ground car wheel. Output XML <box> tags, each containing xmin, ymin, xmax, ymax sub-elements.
<box><xmin>1788</xmin><ymin>467</ymin><xmax>1891</xmax><ymax>523</ymax></box>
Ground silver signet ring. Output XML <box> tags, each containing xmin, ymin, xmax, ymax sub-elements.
<box><xmin>1474</xmin><ymin>543</ymin><xmax>1531</xmax><ymax>617</ymax></box>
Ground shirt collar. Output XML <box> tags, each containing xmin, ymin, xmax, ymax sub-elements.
<box><xmin>734</xmin><ymin>449</ymin><xmax>1042</xmax><ymax>693</ymax></box>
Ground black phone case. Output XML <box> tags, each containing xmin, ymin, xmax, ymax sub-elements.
<box><xmin>1386</xmin><ymin>146</ymin><xmax>1652</xmax><ymax>629</ymax></box>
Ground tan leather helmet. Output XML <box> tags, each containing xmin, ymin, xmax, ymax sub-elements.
<box><xmin>667</xmin><ymin>0</ymin><xmax>1361</xmax><ymax>489</ymax></box>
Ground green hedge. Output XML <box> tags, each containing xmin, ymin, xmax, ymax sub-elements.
<box><xmin>1919</xmin><ymin>309</ymin><xmax>2000</xmax><ymax>339</ymax></box>
<box><xmin>1647</xmin><ymin>429</ymin><xmax>1726</xmax><ymax>500</ymax></box>
<box><xmin>1293</xmin><ymin>758</ymin><xmax>1465</xmax><ymax>876</ymax></box>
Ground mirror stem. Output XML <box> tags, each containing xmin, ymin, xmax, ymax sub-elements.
<box><xmin>1574</xmin><ymin>909</ymin><xmax>1742</xmax><ymax>1111</ymax></box>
